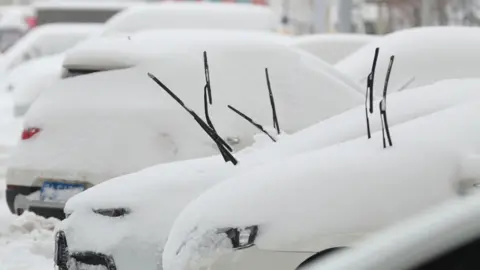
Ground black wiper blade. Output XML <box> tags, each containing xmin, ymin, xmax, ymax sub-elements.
<box><xmin>365</xmin><ymin>47</ymin><xmax>380</xmax><ymax>139</ymax></box>
<box><xmin>265</xmin><ymin>68</ymin><xmax>280</xmax><ymax>135</ymax></box>
<box><xmin>201</xmin><ymin>51</ymin><xmax>235</xmax><ymax>161</ymax></box>
<box><xmin>228</xmin><ymin>105</ymin><xmax>276</xmax><ymax>142</ymax></box>
<box><xmin>379</xmin><ymin>55</ymin><xmax>394</xmax><ymax>149</ymax></box>
<box><xmin>147</xmin><ymin>72</ymin><xmax>237</xmax><ymax>165</ymax></box>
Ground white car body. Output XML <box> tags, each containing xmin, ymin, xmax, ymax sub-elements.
<box><xmin>310</xmin><ymin>188</ymin><xmax>480</xmax><ymax>270</ymax></box>
<box><xmin>6</xmin><ymin>33</ymin><xmax>363</xmax><ymax>220</ymax></box>
<box><xmin>57</xmin><ymin>79</ymin><xmax>480</xmax><ymax>270</ymax></box>
<box><xmin>290</xmin><ymin>34</ymin><xmax>378</xmax><ymax>64</ymax></box>
<box><xmin>0</xmin><ymin>23</ymin><xmax>100</xmax><ymax>77</ymax></box>
<box><xmin>163</xmin><ymin>82</ymin><xmax>480</xmax><ymax>270</ymax></box>
<box><xmin>336</xmin><ymin>26</ymin><xmax>480</xmax><ymax>94</ymax></box>
<box><xmin>8</xmin><ymin>53</ymin><xmax>65</xmax><ymax>117</ymax></box>
<box><xmin>101</xmin><ymin>2</ymin><xmax>277</xmax><ymax>36</ymax></box>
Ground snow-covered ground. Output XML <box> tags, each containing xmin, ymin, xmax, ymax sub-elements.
<box><xmin>0</xmin><ymin>92</ymin><xmax>55</xmax><ymax>270</ymax></box>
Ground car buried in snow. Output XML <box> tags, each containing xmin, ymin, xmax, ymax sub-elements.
<box><xmin>336</xmin><ymin>26</ymin><xmax>480</xmax><ymax>94</ymax></box>
<box><xmin>306</xmin><ymin>185</ymin><xmax>480</xmax><ymax>270</ymax></box>
<box><xmin>0</xmin><ymin>23</ymin><xmax>100</xmax><ymax>78</ymax></box>
<box><xmin>6</xmin><ymin>31</ymin><xmax>365</xmax><ymax>220</ymax></box>
<box><xmin>162</xmin><ymin>90</ymin><xmax>480</xmax><ymax>270</ymax></box>
<box><xmin>54</xmin><ymin>78</ymin><xmax>480</xmax><ymax>270</ymax></box>
<box><xmin>100</xmin><ymin>1</ymin><xmax>276</xmax><ymax>36</ymax></box>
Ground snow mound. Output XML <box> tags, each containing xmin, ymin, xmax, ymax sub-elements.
<box><xmin>0</xmin><ymin>211</ymin><xmax>58</xmax><ymax>270</ymax></box>
<box><xmin>336</xmin><ymin>26</ymin><xmax>480</xmax><ymax>94</ymax></box>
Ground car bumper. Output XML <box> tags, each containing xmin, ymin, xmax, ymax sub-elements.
<box><xmin>6</xmin><ymin>167</ymin><xmax>115</xmax><ymax>219</ymax></box>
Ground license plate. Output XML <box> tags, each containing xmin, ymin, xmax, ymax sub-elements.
<box><xmin>40</xmin><ymin>181</ymin><xmax>85</xmax><ymax>202</ymax></box>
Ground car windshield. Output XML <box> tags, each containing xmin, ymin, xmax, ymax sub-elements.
<box><xmin>0</xmin><ymin>28</ymin><xmax>25</xmax><ymax>53</ymax></box>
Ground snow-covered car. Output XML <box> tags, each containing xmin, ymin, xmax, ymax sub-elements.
<box><xmin>61</xmin><ymin>30</ymin><xmax>292</xmax><ymax>78</ymax></box>
<box><xmin>6</xmin><ymin>33</ymin><xmax>364</xmax><ymax>220</ymax></box>
<box><xmin>0</xmin><ymin>23</ymin><xmax>100</xmax><ymax>78</ymax></box>
<box><xmin>309</xmin><ymin>187</ymin><xmax>480</xmax><ymax>270</ymax></box>
<box><xmin>100</xmin><ymin>1</ymin><xmax>275</xmax><ymax>36</ymax></box>
<box><xmin>162</xmin><ymin>82</ymin><xmax>480</xmax><ymax>270</ymax></box>
<box><xmin>8</xmin><ymin>53</ymin><xmax>64</xmax><ymax>117</ymax></box>
<box><xmin>55</xmin><ymin>78</ymin><xmax>480</xmax><ymax>270</ymax></box>
<box><xmin>336</xmin><ymin>26</ymin><xmax>480</xmax><ymax>94</ymax></box>
<box><xmin>290</xmin><ymin>34</ymin><xmax>378</xmax><ymax>64</ymax></box>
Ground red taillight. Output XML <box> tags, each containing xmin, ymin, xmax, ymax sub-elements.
<box><xmin>24</xmin><ymin>16</ymin><xmax>37</xmax><ymax>29</ymax></box>
<box><xmin>21</xmin><ymin>127</ymin><xmax>41</xmax><ymax>140</ymax></box>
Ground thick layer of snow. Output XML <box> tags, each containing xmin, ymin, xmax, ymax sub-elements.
<box><xmin>63</xmin><ymin>30</ymin><xmax>291</xmax><ymax>70</ymax></box>
<box><xmin>0</xmin><ymin>23</ymin><xmax>100</xmax><ymax>74</ymax></box>
<box><xmin>0</xmin><ymin>91</ymin><xmax>53</xmax><ymax>270</ymax></box>
<box><xmin>9</xmin><ymin>39</ymin><xmax>362</xmax><ymax>186</ymax></box>
<box><xmin>10</xmin><ymin>54</ymin><xmax>64</xmax><ymax>112</ymax></box>
<box><xmin>336</xmin><ymin>27</ymin><xmax>480</xmax><ymax>94</ymax></box>
<box><xmin>62</xmin><ymin>79</ymin><xmax>480</xmax><ymax>270</ymax></box>
<box><xmin>291</xmin><ymin>34</ymin><xmax>378</xmax><ymax>64</ymax></box>
<box><xmin>163</xmin><ymin>90</ymin><xmax>480</xmax><ymax>270</ymax></box>
<box><xmin>102</xmin><ymin>2</ymin><xmax>278</xmax><ymax>35</ymax></box>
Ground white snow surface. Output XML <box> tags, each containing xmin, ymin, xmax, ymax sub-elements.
<box><xmin>62</xmin><ymin>79</ymin><xmax>480</xmax><ymax>270</ymax></box>
<box><xmin>9</xmin><ymin>39</ymin><xmax>363</xmax><ymax>184</ymax></box>
<box><xmin>291</xmin><ymin>34</ymin><xmax>378</xmax><ymax>64</ymax></box>
<box><xmin>336</xmin><ymin>26</ymin><xmax>480</xmax><ymax>94</ymax></box>
<box><xmin>162</xmin><ymin>82</ymin><xmax>480</xmax><ymax>270</ymax></box>
<box><xmin>10</xmin><ymin>54</ymin><xmax>64</xmax><ymax>107</ymax></box>
<box><xmin>102</xmin><ymin>2</ymin><xmax>277</xmax><ymax>35</ymax></box>
<box><xmin>63</xmin><ymin>30</ymin><xmax>291</xmax><ymax>70</ymax></box>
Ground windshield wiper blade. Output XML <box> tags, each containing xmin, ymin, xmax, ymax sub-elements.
<box><xmin>228</xmin><ymin>105</ymin><xmax>276</xmax><ymax>142</ymax></box>
<box><xmin>147</xmin><ymin>72</ymin><xmax>238</xmax><ymax>165</ymax></box>
<box><xmin>265</xmin><ymin>68</ymin><xmax>280</xmax><ymax>135</ymax></box>
<box><xmin>379</xmin><ymin>55</ymin><xmax>394</xmax><ymax>149</ymax></box>
<box><xmin>365</xmin><ymin>47</ymin><xmax>380</xmax><ymax>139</ymax></box>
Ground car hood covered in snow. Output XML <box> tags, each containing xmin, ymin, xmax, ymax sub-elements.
<box><xmin>62</xmin><ymin>79</ymin><xmax>480</xmax><ymax>269</ymax></box>
<box><xmin>336</xmin><ymin>26</ymin><xmax>480</xmax><ymax>94</ymax></box>
<box><xmin>163</xmin><ymin>83</ymin><xmax>480</xmax><ymax>270</ymax></box>
<box><xmin>9</xmin><ymin>37</ymin><xmax>363</xmax><ymax>180</ymax></box>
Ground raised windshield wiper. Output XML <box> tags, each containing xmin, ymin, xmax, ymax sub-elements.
<box><xmin>228</xmin><ymin>105</ymin><xmax>277</xmax><ymax>142</ymax></box>
<box><xmin>147</xmin><ymin>72</ymin><xmax>238</xmax><ymax>165</ymax></box>
<box><xmin>265</xmin><ymin>68</ymin><xmax>280</xmax><ymax>135</ymax></box>
<box><xmin>365</xmin><ymin>47</ymin><xmax>379</xmax><ymax>139</ymax></box>
<box><xmin>379</xmin><ymin>55</ymin><xmax>394</xmax><ymax>149</ymax></box>
<box><xmin>202</xmin><ymin>51</ymin><xmax>234</xmax><ymax>162</ymax></box>
<box><xmin>227</xmin><ymin>67</ymin><xmax>280</xmax><ymax>143</ymax></box>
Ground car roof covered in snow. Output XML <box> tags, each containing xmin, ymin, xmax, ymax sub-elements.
<box><xmin>163</xmin><ymin>84</ymin><xmax>480</xmax><ymax>269</ymax></box>
<box><xmin>291</xmin><ymin>34</ymin><xmax>378</xmax><ymax>64</ymax></box>
<box><xmin>63</xmin><ymin>29</ymin><xmax>290</xmax><ymax>70</ymax></box>
<box><xmin>310</xmin><ymin>191</ymin><xmax>480</xmax><ymax>270</ymax></box>
<box><xmin>101</xmin><ymin>2</ymin><xmax>278</xmax><ymax>35</ymax></box>
<box><xmin>335</xmin><ymin>26</ymin><xmax>480</xmax><ymax>94</ymax></box>
<box><xmin>13</xmin><ymin>40</ymin><xmax>363</xmax><ymax>177</ymax></box>
<box><xmin>0</xmin><ymin>23</ymin><xmax>100</xmax><ymax>72</ymax></box>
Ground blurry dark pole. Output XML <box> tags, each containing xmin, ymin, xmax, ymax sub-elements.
<box><xmin>338</xmin><ymin>0</ymin><xmax>353</xmax><ymax>32</ymax></box>
<box><xmin>421</xmin><ymin>0</ymin><xmax>434</xmax><ymax>26</ymax></box>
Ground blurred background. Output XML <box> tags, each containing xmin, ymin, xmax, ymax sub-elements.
<box><xmin>0</xmin><ymin>0</ymin><xmax>478</xmax><ymax>45</ymax></box>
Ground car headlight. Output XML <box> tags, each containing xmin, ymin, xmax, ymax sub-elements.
<box><xmin>93</xmin><ymin>208</ymin><xmax>130</xmax><ymax>217</ymax></box>
<box><xmin>217</xmin><ymin>226</ymin><xmax>258</xmax><ymax>249</ymax></box>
